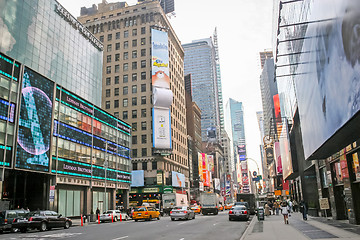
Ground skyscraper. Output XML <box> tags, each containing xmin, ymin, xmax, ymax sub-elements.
<box><xmin>259</xmin><ymin>50</ymin><xmax>273</xmax><ymax>69</ymax></box>
<box><xmin>183</xmin><ymin>33</ymin><xmax>223</xmax><ymax>142</ymax></box>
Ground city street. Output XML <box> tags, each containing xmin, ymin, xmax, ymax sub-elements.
<box><xmin>0</xmin><ymin>211</ymin><xmax>251</xmax><ymax>240</ymax></box>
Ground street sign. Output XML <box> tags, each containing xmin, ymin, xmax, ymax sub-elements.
<box><xmin>253</xmin><ymin>171</ymin><xmax>257</xmax><ymax>177</ymax></box>
<box><xmin>319</xmin><ymin>198</ymin><xmax>330</xmax><ymax>210</ymax></box>
<box><xmin>252</xmin><ymin>177</ymin><xmax>260</xmax><ymax>181</ymax></box>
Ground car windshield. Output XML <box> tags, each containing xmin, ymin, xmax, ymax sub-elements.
<box><xmin>135</xmin><ymin>207</ymin><xmax>146</xmax><ymax>212</ymax></box>
<box><xmin>26</xmin><ymin>211</ymin><xmax>42</xmax><ymax>217</ymax></box>
<box><xmin>173</xmin><ymin>206</ymin><xmax>185</xmax><ymax>210</ymax></box>
<box><xmin>232</xmin><ymin>206</ymin><xmax>246</xmax><ymax>210</ymax></box>
<box><xmin>105</xmin><ymin>211</ymin><xmax>114</xmax><ymax>214</ymax></box>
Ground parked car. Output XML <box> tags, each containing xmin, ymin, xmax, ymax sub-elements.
<box><xmin>190</xmin><ymin>205</ymin><xmax>201</xmax><ymax>214</ymax></box>
<box><xmin>132</xmin><ymin>206</ymin><xmax>160</xmax><ymax>222</ymax></box>
<box><xmin>170</xmin><ymin>206</ymin><xmax>195</xmax><ymax>221</ymax></box>
<box><xmin>0</xmin><ymin>209</ymin><xmax>29</xmax><ymax>233</ymax></box>
<box><xmin>229</xmin><ymin>206</ymin><xmax>250</xmax><ymax>221</ymax></box>
<box><xmin>12</xmin><ymin>210</ymin><xmax>72</xmax><ymax>232</ymax></box>
<box><xmin>100</xmin><ymin>210</ymin><xmax>129</xmax><ymax>222</ymax></box>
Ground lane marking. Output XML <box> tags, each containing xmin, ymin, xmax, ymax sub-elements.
<box><xmin>213</xmin><ymin>223</ymin><xmax>219</xmax><ymax>226</ymax></box>
<box><xmin>113</xmin><ymin>236</ymin><xmax>129</xmax><ymax>240</ymax></box>
<box><xmin>179</xmin><ymin>238</ymin><xmax>185</xmax><ymax>240</ymax></box>
<box><xmin>177</xmin><ymin>222</ymin><xmax>188</xmax><ymax>225</ymax></box>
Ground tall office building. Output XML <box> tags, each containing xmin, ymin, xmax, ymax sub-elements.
<box><xmin>183</xmin><ymin>33</ymin><xmax>223</xmax><ymax>142</ymax></box>
<box><xmin>259</xmin><ymin>50</ymin><xmax>273</xmax><ymax>69</ymax></box>
<box><xmin>0</xmin><ymin>0</ymin><xmax>131</xmax><ymax>215</ymax></box>
<box><xmin>79</xmin><ymin>0</ymin><xmax>188</xmax><ymax>206</ymax></box>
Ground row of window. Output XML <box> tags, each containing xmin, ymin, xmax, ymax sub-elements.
<box><xmin>105</xmin><ymin>60</ymin><xmax>147</xmax><ymax>74</ymax></box>
<box><xmin>132</xmin><ymin>161</ymin><xmax>157</xmax><ymax>171</ymax></box>
<box><xmin>119</xmin><ymin>109</ymin><xmax>147</xmax><ymax>120</ymax></box>
<box><xmin>106</xmin><ymin>49</ymin><xmax>147</xmax><ymax>63</ymax></box>
<box><xmin>99</xmin><ymin>27</ymin><xmax>147</xmax><ymax>42</ymax></box>
<box><xmin>132</xmin><ymin>148</ymin><xmax>148</xmax><ymax>158</ymax></box>
<box><xmin>132</xmin><ymin>134</ymin><xmax>148</xmax><ymax>145</ymax></box>
<box><xmin>131</xmin><ymin>121</ymin><xmax>148</xmax><ymax>132</ymax></box>
<box><xmin>105</xmin><ymin>38</ymin><xmax>147</xmax><ymax>52</ymax></box>
<box><xmin>105</xmin><ymin>96</ymin><xmax>148</xmax><ymax>109</ymax></box>
<box><xmin>105</xmin><ymin>84</ymin><xmax>147</xmax><ymax>98</ymax></box>
<box><xmin>105</xmin><ymin>72</ymin><xmax>148</xmax><ymax>85</ymax></box>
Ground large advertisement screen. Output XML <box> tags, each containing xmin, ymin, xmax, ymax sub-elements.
<box><xmin>279</xmin><ymin>121</ymin><xmax>293</xmax><ymax>179</ymax></box>
<box><xmin>152</xmin><ymin>108</ymin><xmax>171</xmax><ymax>149</ymax></box>
<box><xmin>151</xmin><ymin>29</ymin><xmax>170</xmax><ymax>89</ymax></box>
<box><xmin>0</xmin><ymin>52</ymin><xmax>20</xmax><ymax>81</ymax></box>
<box><xmin>131</xmin><ymin>170</ymin><xmax>144</xmax><ymax>187</ymax></box>
<box><xmin>16</xmin><ymin>67</ymin><xmax>54</xmax><ymax>172</ymax></box>
<box><xmin>294</xmin><ymin>1</ymin><xmax>360</xmax><ymax>159</ymax></box>
<box><xmin>172</xmin><ymin>171</ymin><xmax>185</xmax><ymax>188</ymax></box>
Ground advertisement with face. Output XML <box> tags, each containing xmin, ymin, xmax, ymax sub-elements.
<box><xmin>294</xmin><ymin>0</ymin><xmax>360</xmax><ymax>159</ymax></box>
<box><xmin>279</xmin><ymin>120</ymin><xmax>293</xmax><ymax>179</ymax></box>
<box><xmin>151</xmin><ymin>29</ymin><xmax>170</xmax><ymax>89</ymax></box>
<box><xmin>16</xmin><ymin>67</ymin><xmax>54</xmax><ymax>172</ymax></box>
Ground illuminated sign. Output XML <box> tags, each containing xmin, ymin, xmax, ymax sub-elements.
<box><xmin>0</xmin><ymin>52</ymin><xmax>20</xmax><ymax>81</ymax></box>
<box><xmin>54</xmin><ymin>2</ymin><xmax>103</xmax><ymax>51</ymax></box>
<box><xmin>16</xmin><ymin>67</ymin><xmax>54</xmax><ymax>172</ymax></box>
<box><xmin>0</xmin><ymin>98</ymin><xmax>15</xmax><ymax>122</ymax></box>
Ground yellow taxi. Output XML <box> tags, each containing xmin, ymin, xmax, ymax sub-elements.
<box><xmin>225</xmin><ymin>203</ymin><xmax>233</xmax><ymax>210</ymax></box>
<box><xmin>132</xmin><ymin>206</ymin><xmax>160</xmax><ymax>222</ymax></box>
<box><xmin>190</xmin><ymin>205</ymin><xmax>201</xmax><ymax>214</ymax></box>
<box><xmin>219</xmin><ymin>204</ymin><xmax>224</xmax><ymax>211</ymax></box>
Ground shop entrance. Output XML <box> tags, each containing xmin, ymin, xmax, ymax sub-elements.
<box><xmin>333</xmin><ymin>185</ymin><xmax>348</xmax><ymax>220</ymax></box>
<box><xmin>351</xmin><ymin>183</ymin><xmax>360</xmax><ymax>224</ymax></box>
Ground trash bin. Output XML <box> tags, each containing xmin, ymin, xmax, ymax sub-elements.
<box><xmin>257</xmin><ymin>207</ymin><xmax>265</xmax><ymax>221</ymax></box>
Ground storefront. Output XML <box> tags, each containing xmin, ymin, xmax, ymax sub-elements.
<box><xmin>129</xmin><ymin>186</ymin><xmax>174</xmax><ymax>209</ymax></box>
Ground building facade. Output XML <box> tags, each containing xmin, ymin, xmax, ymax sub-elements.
<box><xmin>78</xmin><ymin>0</ymin><xmax>189</xmax><ymax>207</ymax></box>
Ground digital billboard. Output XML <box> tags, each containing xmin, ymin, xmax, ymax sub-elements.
<box><xmin>16</xmin><ymin>67</ymin><xmax>54</xmax><ymax>172</ymax></box>
<box><xmin>131</xmin><ymin>170</ymin><xmax>144</xmax><ymax>187</ymax></box>
<box><xmin>274</xmin><ymin>142</ymin><xmax>282</xmax><ymax>174</ymax></box>
<box><xmin>152</xmin><ymin>108</ymin><xmax>171</xmax><ymax>149</ymax></box>
<box><xmin>151</xmin><ymin>29</ymin><xmax>170</xmax><ymax>89</ymax></box>
<box><xmin>172</xmin><ymin>171</ymin><xmax>185</xmax><ymax>188</ymax></box>
<box><xmin>294</xmin><ymin>1</ymin><xmax>360</xmax><ymax>159</ymax></box>
<box><xmin>0</xmin><ymin>98</ymin><xmax>15</xmax><ymax>122</ymax></box>
<box><xmin>280</xmin><ymin>120</ymin><xmax>293</xmax><ymax>179</ymax></box>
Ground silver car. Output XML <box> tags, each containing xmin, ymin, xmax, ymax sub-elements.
<box><xmin>229</xmin><ymin>206</ymin><xmax>249</xmax><ymax>221</ymax></box>
<box><xmin>100</xmin><ymin>210</ymin><xmax>129</xmax><ymax>222</ymax></box>
<box><xmin>170</xmin><ymin>206</ymin><xmax>195</xmax><ymax>221</ymax></box>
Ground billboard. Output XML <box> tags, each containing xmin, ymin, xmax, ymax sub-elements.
<box><xmin>152</xmin><ymin>108</ymin><xmax>171</xmax><ymax>149</ymax></box>
<box><xmin>279</xmin><ymin>120</ymin><xmax>293</xmax><ymax>179</ymax></box>
<box><xmin>151</xmin><ymin>29</ymin><xmax>170</xmax><ymax>89</ymax></box>
<box><xmin>208</xmin><ymin>155</ymin><xmax>214</xmax><ymax>173</ymax></box>
<box><xmin>293</xmin><ymin>1</ymin><xmax>360</xmax><ymax>159</ymax></box>
<box><xmin>16</xmin><ymin>67</ymin><xmax>54</xmax><ymax>172</ymax></box>
<box><xmin>274</xmin><ymin>142</ymin><xmax>282</xmax><ymax>174</ymax></box>
<box><xmin>172</xmin><ymin>171</ymin><xmax>185</xmax><ymax>188</ymax></box>
<box><xmin>198</xmin><ymin>153</ymin><xmax>204</xmax><ymax>181</ymax></box>
<box><xmin>131</xmin><ymin>170</ymin><xmax>144</xmax><ymax>187</ymax></box>
<box><xmin>237</xmin><ymin>145</ymin><xmax>246</xmax><ymax>155</ymax></box>
<box><xmin>265</xmin><ymin>146</ymin><xmax>274</xmax><ymax>164</ymax></box>
<box><xmin>207</xmin><ymin>127</ymin><xmax>217</xmax><ymax>142</ymax></box>
<box><xmin>214</xmin><ymin>178</ymin><xmax>220</xmax><ymax>191</ymax></box>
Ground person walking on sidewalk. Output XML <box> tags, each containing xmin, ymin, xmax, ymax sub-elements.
<box><xmin>274</xmin><ymin>201</ymin><xmax>280</xmax><ymax>215</ymax></box>
<box><xmin>281</xmin><ymin>200</ymin><xmax>289</xmax><ymax>224</ymax></box>
<box><xmin>265</xmin><ymin>202</ymin><xmax>270</xmax><ymax>216</ymax></box>
<box><xmin>300</xmin><ymin>200</ymin><xmax>308</xmax><ymax>220</ymax></box>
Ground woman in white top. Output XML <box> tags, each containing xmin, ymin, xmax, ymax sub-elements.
<box><xmin>281</xmin><ymin>201</ymin><xmax>289</xmax><ymax>224</ymax></box>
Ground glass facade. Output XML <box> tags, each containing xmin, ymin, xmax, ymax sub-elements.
<box><xmin>0</xmin><ymin>0</ymin><xmax>103</xmax><ymax>106</ymax></box>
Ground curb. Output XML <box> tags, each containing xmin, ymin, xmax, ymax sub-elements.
<box><xmin>239</xmin><ymin>215</ymin><xmax>257</xmax><ymax>240</ymax></box>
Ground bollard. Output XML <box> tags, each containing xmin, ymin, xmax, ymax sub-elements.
<box><xmin>98</xmin><ymin>214</ymin><xmax>100</xmax><ymax>224</ymax></box>
<box><xmin>81</xmin><ymin>214</ymin><xmax>83</xmax><ymax>226</ymax></box>
<box><xmin>120</xmin><ymin>213</ymin><xmax>122</xmax><ymax>222</ymax></box>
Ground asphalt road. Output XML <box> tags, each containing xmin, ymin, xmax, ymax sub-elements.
<box><xmin>0</xmin><ymin>211</ymin><xmax>251</xmax><ymax>240</ymax></box>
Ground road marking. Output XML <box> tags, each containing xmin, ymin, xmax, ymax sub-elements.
<box><xmin>213</xmin><ymin>223</ymin><xmax>219</xmax><ymax>226</ymax></box>
<box><xmin>179</xmin><ymin>238</ymin><xmax>185</xmax><ymax>240</ymax></box>
<box><xmin>177</xmin><ymin>222</ymin><xmax>188</xmax><ymax>225</ymax></box>
<box><xmin>113</xmin><ymin>236</ymin><xmax>129</xmax><ymax>240</ymax></box>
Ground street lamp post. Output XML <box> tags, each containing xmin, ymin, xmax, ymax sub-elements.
<box><xmin>104</xmin><ymin>141</ymin><xmax>108</xmax><ymax>211</ymax></box>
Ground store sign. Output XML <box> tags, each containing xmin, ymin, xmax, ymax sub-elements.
<box><xmin>60</xmin><ymin>89</ymin><xmax>94</xmax><ymax>115</ymax></box>
<box><xmin>57</xmin><ymin>176</ymin><xmax>90</xmax><ymax>186</ymax></box>
<box><xmin>143</xmin><ymin>187</ymin><xmax>159</xmax><ymax>193</ymax></box>
<box><xmin>319</xmin><ymin>198</ymin><xmax>330</xmax><ymax>210</ymax></box>
<box><xmin>157</xmin><ymin>171</ymin><xmax>163</xmax><ymax>185</ymax></box>
<box><xmin>55</xmin><ymin>2</ymin><xmax>103</xmax><ymax>50</ymax></box>
<box><xmin>163</xmin><ymin>186</ymin><xmax>173</xmax><ymax>193</ymax></box>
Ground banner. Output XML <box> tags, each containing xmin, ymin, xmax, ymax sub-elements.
<box><xmin>274</xmin><ymin>142</ymin><xmax>282</xmax><ymax>174</ymax></box>
<box><xmin>172</xmin><ymin>171</ymin><xmax>185</xmax><ymax>188</ymax></box>
<box><xmin>152</xmin><ymin>108</ymin><xmax>171</xmax><ymax>149</ymax></box>
<box><xmin>151</xmin><ymin>29</ymin><xmax>170</xmax><ymax>89</ymax></box>
<box><xmin>208</xmin><ymin>155</ymin><xmax>214</xmax><ymax>173</ymax></box>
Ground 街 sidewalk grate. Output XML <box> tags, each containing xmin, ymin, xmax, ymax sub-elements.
<box><xmin>292</xmin><ymin>219</ymin><xmax>338</xmax><ymax>239</ymax></box>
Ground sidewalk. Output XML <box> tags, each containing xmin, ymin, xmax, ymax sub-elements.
<box><xmin>241</xmin><ymin>212</ymin><xmax>360</xmax><ymax>240</ymax></box>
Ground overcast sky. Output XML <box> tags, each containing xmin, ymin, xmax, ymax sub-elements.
<box><xmin>59</xmin><ymin>0</ymin><xmax>274</xmax><ymax>174</ymax></box>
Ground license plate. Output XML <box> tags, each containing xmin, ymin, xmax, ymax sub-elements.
<box><xmin>17</xmin><ymin>219</ymin><xmax>27</xmax><ymax>222</ymax></box>
<box><xmin>236</xmin><ymin>212</ymin><xmax>240</xmax><ymax>216</ymax></box>
<box><xmin>138</xmin><ymin>213</ymin><xmax>142</xmax><ymax>215</ymax></box>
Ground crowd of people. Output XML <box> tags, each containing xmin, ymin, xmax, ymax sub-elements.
<box><xmin>263</xmin><ymin>198</ymin><xmax>308</xmax><ymax>224</ymax></box>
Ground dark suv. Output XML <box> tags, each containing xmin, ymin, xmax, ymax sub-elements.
<box><xmin>0</xmin><ymin>209</ymin><xmax>29</xmax><ymax>233</ymax></box>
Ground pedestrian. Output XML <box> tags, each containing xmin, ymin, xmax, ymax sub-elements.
<box><xmin>96</xmin><ymin>207</ymin><xmax>100</xmax><ymax>217</ymax></box>
<box><xmin>288</xmin><ymin>199</ymin><xmax>293</xmax><ymax>217</ymax></box>
<box><xmin>293</xmin><ymin>200</ymin><xmax>298</xmax><ymax>212</ymax></box>
<box><xmin>300</xmin><ymin>200</ymin><xmax>308</xmax><ymax>220</ymax></box>
<box><xmin>265</xmin><ymin>203</ymin><xmax>270</xmax><ymax>216</ymax></box>
<box><xmin>281</xmin><ymin>200</ymin><xmax>289</xmax><ymax>224</ymax></box>
<box><xmin>275</xmin><ymin>201</ymin><xmax>280</xmax><ymax>215</ymax></box>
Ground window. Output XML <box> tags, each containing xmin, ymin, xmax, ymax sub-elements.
<box><xmin>123</xmin><ymin>86</ymin><xmax>128</xmax><ymax>95</ymax></box>
<box><xmin>142</xmin><ymin>148</ymin><xmax>147</xmax><ymax>157</ymax></box>
<box><xmin>141</xmin><ymin>27</ymin><xmax>146</xmax><ymax>34</ymax></box>
<box><xmin>106</xmin><ymin>66</ymin><xmax>111</xmax><ymax>74</ymax></box>
<box><xmin>99</xmin><ymin>35</ymin><xmax>104</xmax><ymax>42</ymax></box>
<box><xmin>115</xmin><ymin>53</ymin><xmax>120</xmax><ymax>61</ymax></box>
<box><xmin>116</xmin><ymin>32</ymin><xmax>120</xmax><ymax>39</ymax></box>
<box><xmin>141</xmin><ymin>60</ymin><xmax>146</xmax><ymax>68</ymax></box>
<box><xmin>132</xmin><ymin>110</ymin><xmax>137</xmax><ymax>118</ymax></box>
<box><xmin>123</xmin><ymin>75</ymin><xmax>128</xmax><ymax>83</ymax></box>
<box><xmin>105</xmin><ymin>89</ymin><xmax>110</xmax><ymax>97</ymax></box>
<box><xmin>106</xmin><ymin>55</ymin><xmax>111</xmax><ymax>63</ymax></box>
<box><xmin>132</xmin><ymin>29</ymin><xmax>137</xmax><ymax>36</ymax></box>
<box><xmin>152</xmin><ymin>161</ymin><xmax>157</xmax><ymax>170</ymax></box>
<box><xmin>141</xmin><ymin>109</ymin><xmax>146</xmax><ymax>117</ymax></box>
<box><xmin>132</xmin><ymin>85</ymin><xmax>137</xmax><ymax>93</ymax></box>
<box><xmin>141</xmin><ymin>72</ymin><xmax>146</xmax><ymax>80</ymax></box>
<box><xmin>114</xmin><ymin>112</ymin><xmax>119</xmax><ymax>118</ymax></box>
<box><xmin>141</xmin><ymin>38</ymin><xmax>146</xmax><ymax>45</ymax></box>
<box><xmin>141</xmin><ymin>121</ymin><xmax>147</xmax><ymax>130</ymax></box>
<box><xmin>123</xmin><ymin>63</ymin><xmax>128</xmax><ymax>71</ymax></box>
<box><xmin>141</xmin><ymin>96</ymin><xmax>146</xmax><ymax>105</ymax></box>
<box><xmin>132</xmin><ymin>97</ymin><xmax>137</xmax><ymax>106</ymax></box>
<box><xmin>123</xmin><ymin>52</ymin><xmax>128</xmax><ymax>60</ymax></box>
<box><xmin>106</xmin><ymin>77</ymin><xmax>111</xmax><ymax>85</ymax></box>
<box><xmin>141</xmin><ymin>135</ymin><xmax>147</xmax><ymax>144</ymax></box>
<box><xmin>115</xmin><ymin>76</ymin><xmax>119</xmax><ymax>84</ymax></box>
<box><xmin>132</xmin><ymin>122</ymin><xmax>137</xmax><ymax>132</ymax></box>
<box><xmin>142</xmin><ymin>162</ymin><xmax>147</xmax><ymax>170</ymax></box>
<box><xmin>123</xmin><ymin>98</ymin><xmax>128</xmax><ymax>107</ymax></box>
<box><xmin>124</xmin><ymin>41</ymin><xmax>128</xmax><ymax>49</ymax></box>
<box><xmin>105</xmin><ymin>101</ymin><xmax>110</xmax><ymax>109</ymax></box>
<box><xmin>107</xmin><ymin>44</ymin><xmax>112</xmax><ymax>52</ymax></box>
<box><xmin>132</xmin><ymin>39</ymin><xmax>137</xmax><ymax>47</ymax></box>
<box><xmin>132</xmin><ymin>162</ymin><xmax>138</xmax><ymax>170</ymax></box>
<box><xmin>132</xmin><ymin>50</ymin><xmax>137</xmax><ymax>58</ymax></box>
<box><xmin>123</xmin><ymin>111</ymin><xmax>128</xmax><ymax>119</ymax></box>
<box><xmin>141</xmin><ymin>84</ymin><xmax>146</xmax><ymax>92</ymax></box>
<box><xmin>115</xmin><ymin>42</ymin><xmax>120</xmax><ymax>50</ymax></box>
<box><xmin>115</xmin><ymin>65</ymin><xmax>120</xmax><ymax>73</ymax></box>
<box><xmin>132</xmin><ymin>149</ymin><xmax>137</xmax><ymax>158</ymax></box>
<box><xmin>132</xmin><ymin>136</ymin><xmax>137</xmax><ymax>144</ymax></box>
<box><xmin>124</xmin><ymin>30</ymin><xmax>129</xmax><ymax>38</ymax></box>
<box><xmin>114</xmin><ymin>100</ymin><xmax>119</xmax><ymax>108</ymax></box>
<box><xmin>114</xmin><ymin>88</ymin><xmax>119</xmax><ymax>96</ymax></box>
<box><xmin>107</xmin><ymin>34</ymin><xmax>112</xmax><ymax>41</ymax></box>
<box><xmin>132</xmin><ymin>62</ymin><xmax>137</xmax><ymax>70</ymax></box>
<box><xmin>141</xmin><ymin>49</ymin><xmax>146</xmax><ymax>57</ymax></box>
<box><xmin>132</xmin><ymin>73</ymin><xmax>137</xmax><ymax>81</ymax></box>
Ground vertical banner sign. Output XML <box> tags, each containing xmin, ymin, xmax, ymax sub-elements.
<box><xmin>265</xmin><ymin>146</ymin><xmax>274</xmax><ymax>165</ymax></box>
<box><xmin>151</xmin><ymin>28</ymin><xmax>173</xmax><ymax>150</ymax></box>
<box><xmin>49</xmin><ymin>185</ymin><xmax>55</xmax><ymax>202</ymax></box>
<box><xmin>208</xmin><ymin>155</ymin><xmax>215</xmax><ymax>174</ymax></box>
<box><xmin>275</xmin><ymin>142</ymin><xmax>282</xmax><ymax>174</ymax></box>
<box><xmin>198</xmin><ymin>153</ymin><xmax>203</xmax><ymax>181</ymax></box>
<box><xmin>16</xmin><ymin>67</ymin><xmax>54</xmax><ymax>172</ymax></box>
